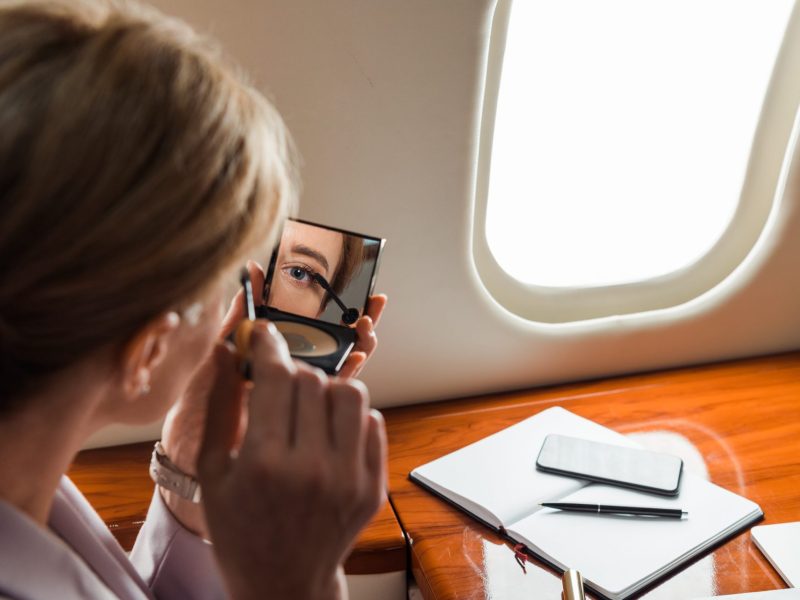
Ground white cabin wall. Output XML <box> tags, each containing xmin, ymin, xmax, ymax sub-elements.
<box><xmin>88</xmin><ymin>0</ymin><xmax>800</xmax><ymax>449</ymax></box>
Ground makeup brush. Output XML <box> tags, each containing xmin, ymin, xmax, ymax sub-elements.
<box><xmin>234</xmin><ymin>268</ymin><xmax>256</xmax><ymax>377</ymax></box>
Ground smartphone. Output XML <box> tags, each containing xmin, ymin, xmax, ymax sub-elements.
<box><xmin>536</xmin><ymin>434</ymin><xmax>684</xmax><ymax>496</ymax></box>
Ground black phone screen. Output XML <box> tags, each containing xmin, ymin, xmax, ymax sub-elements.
<box><xmin>536</xmin><ymin>434</ymin><xmax>684</xmax><ymax>496</ymax></box>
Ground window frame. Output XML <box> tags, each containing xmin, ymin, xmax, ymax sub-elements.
<box><xmin>472</xmin><ymin>0</ymin><xmax>799</xmax><ymax>324</ymax></box>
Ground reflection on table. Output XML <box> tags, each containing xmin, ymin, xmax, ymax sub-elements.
<box><xmin>383</xmin><ymin>352</ymin><xmax>800</xmax><ymax>599</ymax></box>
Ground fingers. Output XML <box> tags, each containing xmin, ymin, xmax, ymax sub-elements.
<box><xmin>353</xmin><ymin>316</ymin><xmax>378</xmax><ymax>356</ymax></box>
<box><xmin>329</xmin><ymin>380</ymin><xmax>368</xmax><ymax>461</ymax></box>
<box><xmin>197</xmin><ymin>343</ymin><xmax>246</xmax><ymax>481</ymax></box>
<box><xmin>337</xmin><ymin>352</ymin><xmax>366</xmax><ymax>380</ymax></box>
<box><xmin>198</xmin><ymin>344</ymin><xmax>385</xmax><ymax>600</ymax></box>
<box><xmin>242</xmin><ymin>321</ymin><xmax>374</xmax><ymax>456</ymax></box>
<box><xmin>337</xmin><ymin>316</ymin><xmax>376</xmax><ymax>379</ymax></box>
<box><xmin>219</xmin><ymin>289</ymin><xmax>245</xmax><ymax>340</ymax></box>
<box><xmin>220</xmin><ymin>261</ymin><xmax>266</xmax><ymax>339</ymax></box>
<box><xmin>238</xmin><ymin>318</ymin><xmax>379</xmax><ymax>497</ymax></box>
<box><xmin>242</xmin><ymin>321</ymin><xmax>296</xmax><ymax>451</ymax></box>
<box><xmin>365</xmin><ymin>294</ymin><xmax>387</xmax><ymax>327</ymax></box>
<box><xmin>344</xmin><ymin>294</ymin><xmax>385</xmax><ymax>375</ymax></box>
<box><xmin>247</xmin><ymin>259</ymin><xmax>266</xmax><ymax>302</ymax></box>
<box><xmin>293</xmin><ymin>366</ymin><xmax>328</xmax><ymax>451</ymax></box>
<box><xmin>364</xmin><ymin>409</ymin><xmax>388</xmax><ymax>509</ymax></box>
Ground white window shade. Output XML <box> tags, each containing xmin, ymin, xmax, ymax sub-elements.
<box><xmin>473</xmin><ymin>0</ymin><xmax>797</xmax><ymax>322</ymax></box>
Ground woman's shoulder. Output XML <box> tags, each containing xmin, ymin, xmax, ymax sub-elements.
<box><xmin>0</xmin><ymin>488</ymin><xmax>119</xmax><ymax>599</ymax></box>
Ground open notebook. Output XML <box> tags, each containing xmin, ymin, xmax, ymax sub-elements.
<box><xmin>692</xmin><ymin>591</ymin><xmax>800</xmax><ymax>599</ymax></box>
<box><xmin>752</xmin><ymin>522</ymin><xmax>800</xmax><ymax>587</ymax></box>
<box><xmin>410</xmin><ymin>407</ymin><xmax>763</xmax><ymax>600</ymax></box>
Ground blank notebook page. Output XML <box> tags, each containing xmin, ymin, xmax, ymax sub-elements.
<box><xmin>690</xmin><ymin>590</ymin><xmax>800</xmax><ymax>599</ymax></box>
<box><xmin>410</xmin><ymin>407</ymin><xmax>638</xmax><ymax>526</ymax></box>
<box><xmin>508</xmin><ymin>473</ymin><xmax>762</xmax><ymax>598</ymax></box>
<box><xmin>752</xmin><ymin>522</ymin><xmax>800</xmax><ymax>587</ymax></box>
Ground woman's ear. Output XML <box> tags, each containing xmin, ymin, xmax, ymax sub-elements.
<box><xmin>121</xmin><ymin>311</ymin><xmax>181</xmax><ymax>398</ymax></box>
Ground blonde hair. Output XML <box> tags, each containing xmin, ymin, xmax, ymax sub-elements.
<box><xmin>0</xmin><ymin>1</ymin><xmax>297</xmax><ymax>403</ymax></box>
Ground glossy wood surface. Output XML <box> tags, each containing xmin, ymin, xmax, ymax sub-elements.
<box><xmin>382</xmin><ymin>352</ymin><xmax>800</xmax><ymax>599</ymax></box>
<box><xmin>67</xmin><ymin>442</ymin><xmax>407</xmax><ymax>575</ymax></box>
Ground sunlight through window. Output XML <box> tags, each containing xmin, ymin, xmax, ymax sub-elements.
<box><xmin>485</xmin><ymin>0</ymin><xmax>793</xmax><ymax>288</ymax></box>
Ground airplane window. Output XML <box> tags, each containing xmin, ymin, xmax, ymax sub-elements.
<box><xmin>483</xmin><ymin>0</ymin><xmax>793</xmax><ymax>289</ymax></box>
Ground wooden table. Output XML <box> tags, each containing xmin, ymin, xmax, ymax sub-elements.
<box><xmin>68</xmin><ymin>442</ymin><xmax>407</xmax><ymax>576</ymax></box>
<box><xmin>382</xmin><ymin>352</ymin><xmax>800</xmax><ymax>599</ymax></box>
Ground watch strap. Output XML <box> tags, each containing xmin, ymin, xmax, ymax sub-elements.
<box><xmin>149</xmin><ymin>441</ymin><xmax>202</xmax><ymax>503</ymax></box>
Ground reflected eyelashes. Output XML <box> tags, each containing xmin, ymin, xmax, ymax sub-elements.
<box><xmin>281</xmin><ymin>264</ymin><xmax>320</xmax><ymax>290</ymax></box>
<box><xmin>279</xmin><ymin>264</ymin><xmax>359</xmax><ymax>324</ymax></box>
<box><xmin>260</xmin><ymin>218</ymin><xmax>385</xmax><ymax>374</ymax></box>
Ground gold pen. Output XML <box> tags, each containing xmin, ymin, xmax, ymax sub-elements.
<box><xmin>562</xmin><ymin>568</ymin><xmax>585</xmax><ymax>600</ymax></box>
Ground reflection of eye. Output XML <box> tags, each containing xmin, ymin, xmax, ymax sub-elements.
<box><xmin>281</xmin><ymin>265</ymin><xmax>316</xmax><ymax>289</ymax></box>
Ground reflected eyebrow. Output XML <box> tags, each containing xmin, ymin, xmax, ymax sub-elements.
<box><xmin>290</xmin><ymin>244</ymin><xmax>330</xmax><ymax>275</ymax></box>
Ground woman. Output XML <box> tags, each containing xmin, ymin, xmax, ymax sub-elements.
<box><xmin>0</xmin><ymin>2</ymin><xmax>387</xmax><ymax>599</ymax></box>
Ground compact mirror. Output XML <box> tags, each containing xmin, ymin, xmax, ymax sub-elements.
<box><xmin>256</xmin><ymin>219</ymin><xmax>385</xmax><ymax>374</ymax></box>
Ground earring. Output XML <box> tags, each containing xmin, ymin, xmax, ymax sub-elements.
<box><xmin>138</xmin><ymin>372</ymin><xmax>151</xmax><ymax>395</ymax></box>
<box><xmin>182</xmin><ymin>302</ymin><xmax>203</xmax><ymax>326</ymax></box>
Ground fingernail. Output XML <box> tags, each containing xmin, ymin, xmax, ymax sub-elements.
<box><xmin>266</xmin><ymin>321</ymin><xmax>278</xmax><ymax>336</ymax></box>
<box><xmin>369</xmin><ymin>408</ymin><xmax>384</xmax><ymax>424</ymax></box>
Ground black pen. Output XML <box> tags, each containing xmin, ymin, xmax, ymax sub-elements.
<box><xmin>540</xmin><ymin>502</ymin><xmax>687</xmax><ymax>519</ymax></box>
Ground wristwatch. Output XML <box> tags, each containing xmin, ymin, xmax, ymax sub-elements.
<box><xmin>149</xmin><ymin>441</ymin><xmax>202</xmax><ymax>503</ymax></box>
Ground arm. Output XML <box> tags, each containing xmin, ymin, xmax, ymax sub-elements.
<box><xmin>138</xmin><ymin>261</ymin><xmax>385</xmax><ymax>598</ymax></box>
<box><xmin>158</xmin><ymin>261</ymin><xmax>386</xmax><ymax>538</ymax></box>
<box><xmin>129</xmin><ymin>487</ymin><xmax>226</xmax><ymax>599</ymax></box>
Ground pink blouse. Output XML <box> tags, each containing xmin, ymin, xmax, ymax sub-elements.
<box><xmin>0</xmin><ymin>477</ymin><xmax>226</xmax><ymax>599</ymax></box>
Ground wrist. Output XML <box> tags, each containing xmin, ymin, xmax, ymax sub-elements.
<box><xmin>160</xmin><ymin>411</ymin><xmax>202</xmax><ymax>477</ymax></box>
<box><xmin>159</xmin><ymin>486</ymin><xmax>209</xmax><ymax>539</ymax></box>
<box><xmin>149</xmin><ymin>440</ymin><xmax>208</xmax><ymax>538</ymax></box>
<box><xmin>150</xmin><ymin>441</ymin><xmax>202</xmax><ymax>502</ymax></box>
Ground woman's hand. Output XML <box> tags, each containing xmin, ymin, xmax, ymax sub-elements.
<box><xmin>197</xmin><ymin>324</ymin><xmax>387</xmax><ymax>600</ymax></box>
<box><xmin>337</xmin><ymin>294</ymin><xmax>387</xmax><ymax>379</ymax></box>
<box><xmin>158</xmin><ymin>261</ymin><xmax>266</xmax><ymax>535</ymax></box>
<box><xmin>159</xmin><ymin>261</ymin><xmax>386</xmax><ymax>536</ymax></box>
